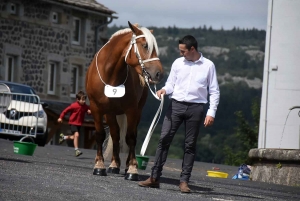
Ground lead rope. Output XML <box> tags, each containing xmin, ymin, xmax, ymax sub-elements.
<box><xmin>96</xmin><ymin>42</ymin><xmax>129</xmax><ymax>86</ymax></box>
<box><xmin>140</xmin><ymin>78</ymin><xmax>164</xmax><ymax>156</ymax></box>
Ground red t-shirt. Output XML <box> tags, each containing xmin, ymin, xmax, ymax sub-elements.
<box><xmin>59</xmin><ymin>101</ymin><xmax>90</xmax><ymax>126</ymax></box>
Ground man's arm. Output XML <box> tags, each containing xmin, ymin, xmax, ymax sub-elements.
<box><xmin>156</xmin><ymin>89</ymin><xmax>166</xmax><ymax>99</ymax></box>
<box><xmin>205</xmin><ymin>64</ymin><xmax>220</xmax><ymax>127</ymax></box>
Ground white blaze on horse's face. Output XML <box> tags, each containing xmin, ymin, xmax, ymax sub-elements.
<box><xmin>126</xmin><ymin>22</ymin><xmax>164</xmax><ymax>84</ymax></box>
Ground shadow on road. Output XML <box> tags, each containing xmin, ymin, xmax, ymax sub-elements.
<box><xmin>0</xmin><ymin>157</ymin><xmax>31</xmax><ymax>163</ymax></box>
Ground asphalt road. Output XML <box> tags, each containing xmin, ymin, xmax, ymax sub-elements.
<box><xmin>1</xmin><ymin>139</ymin><xmax>299</xmax><ymax>201</ymax></box>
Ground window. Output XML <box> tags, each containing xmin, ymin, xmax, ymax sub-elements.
<box><xmin>72</xmin><ymin>17</ymin><xmax>81</xmax><ymax>45</ymax></box>
<box><xmin>9</xmin><ymin>3</ymin><xmax>17</xmax><ymax>15</ymax></box>
<box><xmin>70</xmin><ymin>65</ymin><xmax>79</xmax><ymax>97</ymax></box>
<box><xmin>6</xmin><ymin>55</ymin><xmax>16</xmax><ymax>82</ymax></box>
<box><xmin>48</xmin><ymin>62</ymin><xmax>57</xmax><ymax>95</ymax></box>
<box><xmin>52</xmin><ymin>12</ymin><xmax>58</xmax><ymax>23</ymax></box>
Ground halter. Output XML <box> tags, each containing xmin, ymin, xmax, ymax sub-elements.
<box><xmin>96</xmin><ymin>33</ymin><xmax>160</xmax><ymax>86</ymax></box>
<box><xmin>124</xmin><ymin>34</ymin><xmax>160</xmax><ymax>82</ymax></box>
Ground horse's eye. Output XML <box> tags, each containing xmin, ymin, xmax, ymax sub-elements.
<box><xmin>143</xmin><ymin>43</ymin><xmax>148</xmax><ymax>49</ymax></box>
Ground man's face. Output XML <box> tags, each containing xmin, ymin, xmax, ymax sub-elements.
<box><xmin>179</xmin><ymin>44</ymin><xmax>193</xmax><ymax>61</ymax></box>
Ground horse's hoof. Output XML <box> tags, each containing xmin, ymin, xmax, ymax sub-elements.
<box><xmin>107</xmin><ymin>167</ymin><xmax>120</xmax><ymax>174</ymax></box>
<box><xmin>124</xmin><ymin>173</ymin><xmax>139</xmax><ymax>181</ymax></box>
<box><xmin>93</xmin><ymin>168</ymin><xmax>107</xmax><ymax>176</ymax></box>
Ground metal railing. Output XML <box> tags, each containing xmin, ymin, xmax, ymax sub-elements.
<box><xmin>0</xmin><ymin>91</ymin><xmax>41</xmax><ymax>139</ymax></box>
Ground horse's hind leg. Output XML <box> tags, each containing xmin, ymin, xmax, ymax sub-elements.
<box><xmin>92</xmin><ymin>109</ymin><xmax>107</xmax><ymax>176</ymax></box>
<box><xmin>105</xmin><ymin>114</ymin><xmax>121</xmax><ymax>174</ymax></box>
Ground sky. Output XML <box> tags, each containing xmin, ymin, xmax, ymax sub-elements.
<box><xmin>96</xmin><ymin>0</ymin><xmax>269</xmax><ymax>30</ymax></box>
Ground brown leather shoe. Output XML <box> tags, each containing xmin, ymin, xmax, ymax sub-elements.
<box><xmin>138</xmin><ymin>177</ymin><xmax>160</xmax><ymax>188</ymax></box>
<box><xmin>179</xmin><ymin>182</ymin><xmax>191</xmax><ymax>193</ymax></box>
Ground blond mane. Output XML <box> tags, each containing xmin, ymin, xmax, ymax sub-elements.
<box><xmin>109</xmin><ymin>24</ymin><xmax>159</xmax><ymax>58</ymax></box>
<box><xmin>109</xmin><ymin>28</ymin><xmax>132</xmax><ymax>40</ymax></box>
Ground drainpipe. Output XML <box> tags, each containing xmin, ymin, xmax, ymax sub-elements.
<box><xmin>95</xmin><ymin>17</ymin><xmax>113</xmax><ymax>53</ymax></box>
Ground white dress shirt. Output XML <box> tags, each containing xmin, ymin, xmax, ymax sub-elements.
<box><xmin>162</xmin><ymin>53</ymin><xmax>220</xmax><ymax>118</ymax></box>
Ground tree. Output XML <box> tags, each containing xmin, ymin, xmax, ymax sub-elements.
<box><xmin>223</xmin><ymin>97</ymin><xmax>260</xmax><ymax>166</ymax></box>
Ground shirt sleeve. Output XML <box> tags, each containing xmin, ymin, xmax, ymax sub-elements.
<box><xmin>86</xmin><ymin>105</ymin><xmax>90</xmax><ymax>113</ymax></box>
<box><xmin>206</xmin><ymin>64</ymin><xmax>220</xmax><ymax>118</ymax></box>
<box><xmin>59</xmin><ymin>104</ymin><xmax>73</xmax><ymax>119</ymax></box>
<box><xmin>162</xmin><ymin>61</ymin><xmax>177</xmax><ymax>95</ymax></box>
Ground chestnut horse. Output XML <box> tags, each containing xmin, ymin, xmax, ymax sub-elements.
<box><xmin>86</xmin><ymin>22</ymin><xmax>164</xmax><ymax>180</ymax></box>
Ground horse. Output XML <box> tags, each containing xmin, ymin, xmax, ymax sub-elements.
<box><xmin>85</xmin><ymin>21</ymin><xmax>164</xmax><ymax>180</ymax></box>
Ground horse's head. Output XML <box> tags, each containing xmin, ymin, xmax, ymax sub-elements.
<box><xmin>125</xmin><ymin>21</ymin><xmax>164</xmax><ymax>84</ymax></box>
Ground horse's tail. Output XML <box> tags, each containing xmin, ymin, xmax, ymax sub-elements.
<box><xmin>103</xmin><ymin>114</ymin><xmax>129</xmax><ymax>160</ymax></box>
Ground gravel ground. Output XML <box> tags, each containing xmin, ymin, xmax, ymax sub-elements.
<box><xmin>0</xmin><ymin>139</ymin><xmax>299</xmax><ymax>201</ymax></box>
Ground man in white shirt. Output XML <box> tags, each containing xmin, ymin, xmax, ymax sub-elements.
<box><xmin>138</xmin><ymin>35</ymin><xmax>220</xmax><ymax>193</ymax></box>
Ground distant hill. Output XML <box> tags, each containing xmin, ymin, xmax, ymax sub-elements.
<box><xmin>107</xmin><ymin>25</ymin><xmax>265</xmax><ymax>88</ymax></box>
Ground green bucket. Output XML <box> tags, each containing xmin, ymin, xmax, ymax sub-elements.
<box><xmin>136</xmin><ymin>155</ymin><xmax>149</xmax><ymax>170</ymax></box>
<box><xmin>13</xmin><ymin>141</ymin><xmax>37</xmax><ymax>156</ymax></box>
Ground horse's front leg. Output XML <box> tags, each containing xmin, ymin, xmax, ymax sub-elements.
<box><xmin>93</xmin><ymin>113</ymin><xmax>107</xmax><ymax>176</ymax></box>
<box><xmin>124</xmin><ymin>109</ymin><xmax>139</xmax><ymax>181</ymax></box>
<box><xmin>105</xmin><ymin>114</ymin><xmax>121</xmax><ymax>174</ymax></box>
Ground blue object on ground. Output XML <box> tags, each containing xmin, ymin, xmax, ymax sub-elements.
<box><xmin>232</xmin><ymin>174</ymin><xmax>249</xmax><ymax>180</ymax></box>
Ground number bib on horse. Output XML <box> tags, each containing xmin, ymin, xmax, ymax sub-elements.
<box><xmin>104</xmin><ymin>85</ymin><xmax>125</xmax><ymax>98</ymax></box>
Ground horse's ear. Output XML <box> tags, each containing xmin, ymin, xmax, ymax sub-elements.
<box><xmin>128</xmin><ymin>21</ymin><xmax>140</xmax><ymax>34</ymax></box>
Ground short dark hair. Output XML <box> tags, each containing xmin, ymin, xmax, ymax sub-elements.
<box><xmin>179</xmin><ymin>35</ymin><xmax>198</xmax><ymax>51</ymax></box>
<box><xmin>76</xmin><ymin>90</ymin><xmax>86</xmax><ymax>100</ymax></box>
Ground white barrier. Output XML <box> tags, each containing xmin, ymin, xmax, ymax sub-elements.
<box><xmin>0</xmin><ymin>87</ymin><xmax>41</xmax><ymax>139</ymax></box>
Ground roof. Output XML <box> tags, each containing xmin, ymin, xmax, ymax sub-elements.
<box><xmin>44</xmin><ymin>0</ymin><xmax>117</xmax><ymax>15</ymax></box>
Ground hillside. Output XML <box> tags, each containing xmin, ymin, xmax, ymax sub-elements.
<box><xmin>107</xmin><ymin>25</ymin><xmax>265</xmax><ymax>87</ymax></box>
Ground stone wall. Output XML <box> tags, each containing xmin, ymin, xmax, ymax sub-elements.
<box><xmin>249</xmin><ymin>148</ymin><xmax>300</xmax><ymax>186</ymax></box>
<box><xmin>0</xmin><ymin>0</ymin><xmax>107</xmax><ymax>102</ymax></box>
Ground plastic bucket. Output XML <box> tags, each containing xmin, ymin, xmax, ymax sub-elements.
<box><xmin>136</xmin><ymin>155</ymin><xmax>149</xmax><ymax>170</ymax></box>
<box><xmin>13</xmin><ymin>141</ymin><xmax>37</xmax><ymax>156</ymax></box>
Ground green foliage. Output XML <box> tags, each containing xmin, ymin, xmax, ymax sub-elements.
<box><xmin>107</xmin><ymin>25</ymin><xmax>265</xmax><ymax>79</ymax></box>
<box><xmin>223</xmin><ymin>97</ymin><xmax>260</xmax><ymax>166</ymax></box>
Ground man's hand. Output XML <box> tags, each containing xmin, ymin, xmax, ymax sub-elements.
<box><xmin>156</xmin><ymin>89</ymin><xmax>166</xmax><ymax>99</ymax></box>
<box><xmin>204</xmin><ymin>115</ymin><xmax>214</xmax><ymax>127</ymax></box>
<box><xmin>87</xmin><ymin>109</ymin><xmax>91</xmax><ymax>114</ymax></box>
<box><xmin>57</xmin><ymin>118</ymin><xmax>62</xmax><ymax>123</ymax></box>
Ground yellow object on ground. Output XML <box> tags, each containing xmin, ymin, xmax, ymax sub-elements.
<box><xmin>207</xmin><ymin>171</ymin><xmax>228</xmax><ymax>178</ymax></box>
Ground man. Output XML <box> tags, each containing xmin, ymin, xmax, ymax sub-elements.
<box><xmin>138</xmin><ymin>35</ymin><xmax>220</xmax><ymax>193</ymax></box>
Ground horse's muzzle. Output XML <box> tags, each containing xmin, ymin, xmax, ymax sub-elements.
<box><xmin>145</xmin><ymin>70</ymin><xmax>164</xmax><ymax>84</ymax></box>
<box><xmin>155</xmin><ymin>71</ymin><xmax>163</xmax><ymax>82</ymax></box>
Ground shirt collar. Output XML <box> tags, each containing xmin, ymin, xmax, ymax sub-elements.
<box><xmin>195</xmin><ymin>52</ymin><xmax>204</xmax><ymax>63</ymax></box>
<box><xmin>184</xmin><ymin>52</ymin><xmax>204</xmax><ymax>64</ymax></box>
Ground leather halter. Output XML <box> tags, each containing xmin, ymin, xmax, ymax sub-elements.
<box><xmin>125</xmin><ymin>34</ymin><xmax>160</xmax><ymax>81</ymax></box>
<box><xmin>96</xmin><ymin>33</ymin><xmax>160</xmax><ymax>86</ymax></box>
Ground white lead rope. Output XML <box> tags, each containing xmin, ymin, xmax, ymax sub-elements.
<box><xmin>140</xmin><ymin>80</ymin><xmax>164</xmax><ymax>156</ymax></box>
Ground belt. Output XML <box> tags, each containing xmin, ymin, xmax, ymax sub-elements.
<box><xmin>172</xmin><ymin>99</ymin><xmax>204</xmax><ymax>105</ymax></box>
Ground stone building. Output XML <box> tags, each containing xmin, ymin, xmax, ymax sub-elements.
<box><xmin>0</xmin><ymin>0</ymin><xmax>117</xmax><ymax>147</ymax></box>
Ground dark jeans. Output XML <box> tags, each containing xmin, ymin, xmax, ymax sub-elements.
<box><xmin>151</xmin><ymin>99</ymin><xmax>204</xmax><ymax>183</ymax></box>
